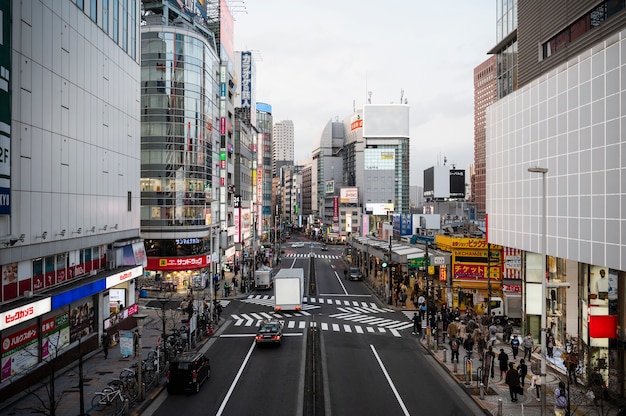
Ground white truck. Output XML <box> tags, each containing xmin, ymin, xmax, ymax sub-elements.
<box><xmin>254</xmin><ymin>266</ymin><xmax>273</xmax><ymax>289</ymax></box>
<box><xmin>490</xmin><ymin>293</ymin><xmax>522</xmax><ymax>324</ymax></box>
<box><xmin>274</xmin><ymin>268</ymin><xmax>305</xmax><ymax>311</ymax></box>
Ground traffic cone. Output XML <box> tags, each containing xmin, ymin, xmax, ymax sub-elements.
<box><xmin>207</xmin><ymin>323</ymin><xmax>214</xmax><ymax>336</ymax></box>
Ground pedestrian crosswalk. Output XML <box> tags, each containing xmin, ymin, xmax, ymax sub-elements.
<box><xmin>228</xmin><ymin>317</ymin><xmax>404</xmax><ymax>337</ymax></box>
<box><xmin>328</xmin><ymin>312</ymin><xmax>414</xmax><ymax>331</ymax></box>
<box><xmin>240</xmin><ymin>295</ymin><xmax>320</xmax><ymax>310</ymax></box>
<box><xmin>241</xmin><ymin>294</ymin><xmax>394</xmax><ymax>313</ymax></box>
<box><xmin>282</xmin><ymin>253</ymin><xmax>341</xmax><ymax>260</ymax></box>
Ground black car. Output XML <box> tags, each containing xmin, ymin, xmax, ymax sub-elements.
<box><xmin>321</xmin><ymin>244</ymin><xmax>328</xmax><ymax>251</ymax></box>
<box><xmin>167</xmin><ymin>351</ymin><xmax>211</xmax><ymax>394</ymax></box>
<box><xmin>348</xmin><ymin>267</ymin><xmax>362</xmax><ymax>280</ymax></box>
<box><xmin>255</xmin><ymin>320</ymin><xmax>284</xmax><ymax>346</ymax></box>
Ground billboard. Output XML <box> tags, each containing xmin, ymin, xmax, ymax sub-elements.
<box><xmin>340</xmin><ymin>187</ymin><xmax>358</xmax><ymax>204</ymax></box>
<box><xmin>364</xmin><ymin>203</ymin><xmax>394</xmax><ymax>216</ymax></box>
<box><xmin>449</xmin><ymin>169</ymin><xmax>465</xmax><ymax>198</ymax></box>
<box><xmin>423</xmin><ymin>166</ymin><xmax>465</xmax><ymax>200</ymax></box>
<box><xmin>240</xmin><ymin>51</ymin><xmax>252</xmax><ymax>108</ymax></box>
<box><xmin>362</xmin><ymin>105</ymin><xmax>410</xmax><ymax>138</ymax></box>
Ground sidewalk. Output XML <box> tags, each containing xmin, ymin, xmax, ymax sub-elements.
<box><xmin>0</xmin><ymin>289</ymin><xmax>234</xmax><ymax>416</ymax></box>
<box><xmin>414</xmin><ymin>325</ymin><xmax>623</xmax><ymax>415</ymax></box>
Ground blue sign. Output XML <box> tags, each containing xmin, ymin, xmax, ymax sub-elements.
<box><xmin>0</xmin><ymin>187</ymin><xmax>9</xmax><ymax>215</ymax></box>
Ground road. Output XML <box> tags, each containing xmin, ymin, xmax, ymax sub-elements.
<box><xmin>145</xmin><ymin>237</ymin><xmax>485</xmax><ymax>416</ymax></box>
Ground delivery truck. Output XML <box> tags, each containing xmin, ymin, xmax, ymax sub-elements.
<box><xmin>254</xmin><ymin>266</ymin><xmax>273</xmax><ymax>289</ymax></box>
<box><xmin>274</xmin><ymin>268</ymin><xmax>305</xmax><ymax>311</ymax></box>
<box><xmin>490</xmin><ymin>293</ymin><xmax>522</xmax><ymax>324</ymax></box>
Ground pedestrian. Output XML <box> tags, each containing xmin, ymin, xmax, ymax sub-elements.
<box><xmin>447</xmin><ymin>317</ymin><xmax>459</xmax><ymax>340</ymax></box>
<box><xmin>547</xmin><ymin>334</ymin><xmax>555</xmax><ymax>358</ymax></box>
<box><xmin>488</xmin><ymin>322</ymin><xmax>498</xmax><ymax>346</ymax></box>
<box><xmin>505</xmin><ymin>362</ymin><xmax>521</xmax><ymax>402</ymax></box>
<box><xmin>393</xmin><ymin>289</ymin><xmax>399</xmax><ymax>306</ymax></box>
<box><xmin>399</xmin><ymin>290</ymin><xmax>407</xmax><ymax>308</ymax></box>
<box><xmin>102</xmin><ymin>332</ymin><xmax>110</xmax><ymax>359</ymax></box>
<box><xmin>498</xmin><ymin>348</ymin><xmax>509</xmax><ymax>379</ymax></box>
<box><xmin>485</xmin><ymin>345</ymin><xmax>496</xmax><ymax>378</ymax></box>
<box><xmin>411</xmin><ymin>312</ymin><xmax>421</xmax><ymax>335</ymax></box>
<box><xmin>463</xmin><ymin>336</ymin><xmax>474</xmax><ymax>360</ymax></box>
<box><xmin>457</xmin><ymin>320</ymin><xmax>467</xmax><ymax>345</ymax></box>
<box><xmin>523</xmin><ymin>333</ymin><xmax>534</xmax><ymax>360</ymax></box>
<box><xmin>133</xmin><ymin>329</ymin><xmax>139</xmax><ymax>357</ymax></box>
<box><xmin>554</xmin><ymin>381</ymin><xmax>568</xmax><ymax>416</ymax></box>
<box><xmin>450</xmin><ymin>337</ymin><xmax>460</xmax><ymax>363</ymax></box>
<box><xmin>530</xmin><ymin>372</ymin><xmax>541</xmax><ymax>402</ymax></box>
<box><xmin>518</xmin><ymin>358</ymin><xmax>528</xmax><ymax>386</ymax></box>
<box><xmin>510</xmin><ymin>334</ymin><xmax>520</xmax><ymax>360</ymax></box>
<box><xmin>503</xmin><ymin>321</ymin><xmax>513</xmax><ymax>344</ymax></box>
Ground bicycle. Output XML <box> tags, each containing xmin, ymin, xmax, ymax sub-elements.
<box><xmin>91</xmin><ymin>386</ymin><xmax>126</xmax><ymax>415</ymax></box>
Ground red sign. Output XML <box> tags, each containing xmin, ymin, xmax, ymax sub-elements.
<box><xmin>147</xmin><ymin>255</ymin><xmax>211</xmax><ymax>271</ymax></box>
<box><xmin>453</xmin><ymin>264</ymin><xmax>487</xmax><ymax>280</ymax></box>
<box><xmin>1</xmin><ymin>324</ymin><xmax>39</xmax><ymax>354</ymax></box>
<box><xmin>589</xmin><ymin>315</ymin><xmax>618</xmax><ymax>338</ymax></box>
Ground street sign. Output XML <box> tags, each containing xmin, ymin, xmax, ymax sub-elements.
<box><xmin>433</xmin><ymin>256</ymin><xmax>445</xmax><ymax>265</ymax></box>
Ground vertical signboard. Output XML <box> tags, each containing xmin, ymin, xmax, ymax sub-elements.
<box><xmin>0</xmin><ymin>2</ymin><xmax>11</xmax><ymax>214</ymax></box>
<box><xmin>241</xmin><ymin>51</ymin><xmax>252</xmax><ymax>108</ymax></box>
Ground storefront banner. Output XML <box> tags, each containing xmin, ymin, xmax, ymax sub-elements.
<box><xmin>103</xmin><ymin>303</ymin><xmax>139</xmax><ymax>330</ymax></box>
<box><xmin>1</xmin><ymin>324</ymin><xmax>39</xmax><ymax>381</ymax></box>
<box><xmin>42</xmin><ymin>312</ymin><xmax>70</xmax><ymax>360</ymax></box>
<box><xmin>147</xmin><ymin>256</ymin><xmax>211</xmax><ymax>271</ymax></box>
<box><xmin>105</xmin><ymin>266</ymin><xmax>143</xmax><ymax>288</ymax></box>
<box><xmin>119</xmin><ymin>330</ymin><xmax>134</xmax><ymax>358</ymax></box>
<box><xmin>589</xmin><ymin>315</ymin><xmax>618</xmax><ymax>338</ymax></box>
<box><xmin>1</xmin><ymin>297</ymin><xmax>52</xmax><ymax>331</ymax></box>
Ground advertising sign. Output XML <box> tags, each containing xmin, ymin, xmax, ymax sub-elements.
<box><xmin>240</xmin><ymin>51</ymin><xmax>252</xmax><ymax>108</ymax></box>
<box><xmin>0</xmin><ymin>1</ymin><xmax>11</xmax><ymax>214</ymax></box>
<box><xmin>1</xmin><ymin>324</ymin><xmax>39</xmax><ymax>381</ymax></box>
<box><xmin>340</xmin><ymin>187</ymin><xmax>358</xmax><ymax>204</ymax></box>
<box><xmin>0</xmin><ymin>297</ymin><xmax>52</xmax><ymax>331</ymax></box>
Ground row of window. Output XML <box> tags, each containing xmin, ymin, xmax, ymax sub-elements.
<box><xmin>542</xmin><ymin>0</ymin><xmax>625</xmax><ymax>59</ymax></box>
<box><xmin>74</xmin><ymin>0</ymin><xmax>137</xmax><ymax>60</ymax></box>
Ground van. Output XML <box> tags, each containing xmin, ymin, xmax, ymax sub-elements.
<box><xmin>167</xmin><ymin>351</ymin><xmax>211</xmax><ymax>394</ymax></box>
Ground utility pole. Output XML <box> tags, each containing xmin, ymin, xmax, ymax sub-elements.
<box><xmin>387</xmin><ymin>235</ymin><xmax>393</xmax><ymax>305</ymax></box>
<box><xmin>487</xmin><ymin>243</ymin><xmax>492</xmax><ymax>316</ymax></box>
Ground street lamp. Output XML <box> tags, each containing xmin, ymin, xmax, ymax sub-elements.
<box><xmin>134</xmin><ymin>313</ymin><xmax>148</xmax><ymax>402</ymax></box>
<box><xmin>528</xmin><ymin>166</ymin><xmax>548</xmax><ymax>416</ymax></box>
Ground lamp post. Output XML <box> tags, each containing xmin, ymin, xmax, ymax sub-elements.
<box><xmin>528</xmin><ymin>166</ymin><xmax>548</xmax><ymax>416</ymax></box>
<box><xmin>134</xmin><ymin>313</ymin><xmax>148</xmax><ymax>402</ymax></box>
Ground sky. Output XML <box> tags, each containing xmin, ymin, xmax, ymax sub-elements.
<box><xmin>233</xmin><ymin>1</ymin><xmax>495</xmax><ymax>187</ymax></box>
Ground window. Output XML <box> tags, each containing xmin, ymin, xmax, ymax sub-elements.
<box><xmin>113</xmin><ymin>0</ymin><xmax>118</xmax><ymax>43</ymax></box>
<box><xmin>122</xmin><ymin>0</ymin><xmax>128</xmax><ymax>52</ymax></box>
<box><xmin>102</xmin><ymin>0</ymin><xmax>109</xmax><ymax>34</ymax></box>
<box><xmin>90</xmin><ymin>0</ymin><xmax>97</xmax><ymax>22</ymax></box>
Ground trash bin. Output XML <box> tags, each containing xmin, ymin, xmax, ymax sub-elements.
<box><xmin>140</xmin><ymin>289</ymin><xmax>147</xmax><ymax>298</ymax></box>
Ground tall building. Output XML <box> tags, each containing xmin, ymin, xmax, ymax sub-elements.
<box><xmin>472</xmin><ymin>55</ymin><xmax>497</xmax><ymax>217</ymax></box>
<box><xmin>272</xmin><ymin>120</ymin><xmax>294</xmax><ymax>177</ymax></box>
<box><xmin>256</xmin><ymin>103</ymin><xmax>273</xmax><ymax>241</ymax></box>
<box><xmin>0</xmin><ymin>0</ymin><xmax>143</xmax><ymax>396</ymax></box>
<box><xmin>140</xmin><ymin>1</ymin><xmax>221</xmax><ymax>288</ymax></box>
<box><xmin>486</xmin><ymin>0</ymin><xmax>626</xmax><ymax>397</ymax></box>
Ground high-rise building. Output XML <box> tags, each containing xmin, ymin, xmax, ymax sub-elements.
<box><xmin>486</xmin><ymin>0</ymin><xmax>626</xmax><ymax>396</ymax></box>
<box><xmin>472</xmin><ymin>56</ymin><xmax>497</xmax><ymax>217</ymax></box>
<box><xmin>272</xmin><ymin>120</ymin><xmax>294</xmax><ymax>177</ymax></box>
<box><xmin>140</xmin><ymin>1</ymin><xmax>222</xmax><ymax>288</ymax></box>
<box><xmin>0</xmin><ymin>0</ymin><xmax>143</xmax><ymax>396</ymax></box>
<box><xmin>256</xmin><ymin>103</ymin><xmax>273</xmax><ymax>240</ymax></box>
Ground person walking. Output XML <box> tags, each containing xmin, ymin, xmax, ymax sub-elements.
<box><xmin>554</xmin><ymin>381</ymin><xmax>568</xmax><ymax>416</ymax></box>
<box><xmin>411</xmin><ymin>313</ymin><xmax>421</xmax><ymax>335</ymax></box>
<box><xmin>488</xmin><ymin>322</ymin><xmax>498</xmax><ymax>346</ymax></box>
<box><xmin>485</xmin><ymin>346</ymin><xmax>496</xmax><ymax>378</ymax></box>
<box><xmin>523</xmin><ymin>333</ymin><xmax>534</xmax><ymax>360</ymax></box>
<box><xmin>498</xmin><ymin>348</ymin><xmax>509</xmax><ymax>379</ymax></box>
<box><xmin>547</xmin><ymin>334</ymin><xmax>555</xmax><ymax>358</ymax></box>
<box><xmin>102</xmin><ymin>332</ymin><xmax>110</xmax><ymax>359</ymax></box>
<box><xmin>450</xmin><ymin>336</ymin><xmax>460</xmax><ymax>363</ymax></box>
<box><xmin>518</xmin><ymin>358</ymin><xmax>528</xmax><ymax>386</ymax></box>
<box><xmin>503</xmin><ymin>321</ymin><xmax>513</xmax><ymax>344</ymax></box>
<box><xmin>530</xmin><ymin>372</ymin><xmax>541</xmax><ymax>402</ymax></box>
<box><xmin>510</xmin><ymin>334</ymin><xmax>520</xmax><ymax>361</ymax></box>
<box><xmin>505</xmin><ymin>362</ymin><xmax>521</xmax><ymax>402</ymax></box>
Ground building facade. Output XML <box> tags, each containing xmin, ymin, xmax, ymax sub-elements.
<box><xmin>0</xmin><ymin>0</ymin><xmax>144</xmax><ymax>396</ymax></box>
<box><xmin>472</xmin><ymin>55</ymin><xmax>497</xmax><ymax>218</ymax></box>
<box><xmin>487</xmin><ymin>0</ymin><xmax>626</xmax><ymax>397</ymax></box>
<box><xmin>272</xmin><ymin>120</ymin><xmax>294</xmax><ymax>177</ymax></box>
<box><xmin>140</xmin><ymin>1</ymin><xmax>221</xmax><ymax>290</ymax></box>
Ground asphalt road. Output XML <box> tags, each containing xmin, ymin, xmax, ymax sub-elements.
<box><xmin>144</xmin><ymin>238</ymin><xmax>485</xmax><ymax>416</ymax></box>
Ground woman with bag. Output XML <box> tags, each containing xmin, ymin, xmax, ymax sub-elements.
<box><xmin>530</xmin><ymin>372</ymin><xmax>541</xmax><ymax>401</ymax></box>
<box><xmin>554</xmin><ymin>381</ymin><xmax>568</xmax><ymax>416</ymax></box>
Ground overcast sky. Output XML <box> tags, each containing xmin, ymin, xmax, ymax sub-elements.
<box><xmin>233</xmin><ymin>1</ymin><xmax>495</xmax><ymax>187</ymax></box>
